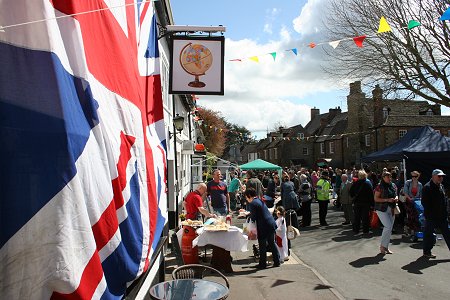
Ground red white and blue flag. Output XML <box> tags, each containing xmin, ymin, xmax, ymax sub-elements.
<box><xmin>0</xmin><ymin>0</ymin><xmax>167</xmax><ymax>298</ymax></box>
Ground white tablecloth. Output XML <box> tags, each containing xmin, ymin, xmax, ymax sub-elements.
<box><xmin>191</xmin><ymin>226</ymin><xmax>248</xmax><ymax>252</ymax></box>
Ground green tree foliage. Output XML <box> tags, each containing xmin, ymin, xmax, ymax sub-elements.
<box><xmin>324</xmin><ymin>0</ymin><xmax>450</xmax><ymax>107</ymax></box>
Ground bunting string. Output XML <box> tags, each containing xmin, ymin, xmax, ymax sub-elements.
<box><xmin>0</xmin><ymin>0</ymin><xmax>157</xmax><ymax>32</ymax></box>
<box><xmin>226</xmin><ymin>13</ymin><xmax>439</xmax><ymax>63</ymax></box>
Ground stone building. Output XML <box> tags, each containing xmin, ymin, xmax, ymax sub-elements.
<box><xmin>243</xmin><ymin>81</ymin><xmax>450</xmax><ymax>170</ymax></box>
<box><xmin>344</xmin><ymin>81</ymin><xmax>450</xmax><ymax>167</ymax></box>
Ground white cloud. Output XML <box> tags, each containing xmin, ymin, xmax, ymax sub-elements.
<box><xmin>197</xmin><ymin>0</ymin><xmax>346</xmax><ymax>138</ymax></box>
<box><xmin>293</xmin><ymin>0</ymin><xmax>328</xmax><ymax>35</ymax></box>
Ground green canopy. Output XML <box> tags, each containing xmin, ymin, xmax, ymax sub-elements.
<box><xmin>239</xmin><ymin>159</ymin><xmax>282</xmax><ymax>170</ymax></box>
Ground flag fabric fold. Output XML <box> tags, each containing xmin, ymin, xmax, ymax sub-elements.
<box><xmin>0</xmin><ymin>1</ymin><xmax>167</xmax><ymax>299</ymax></box>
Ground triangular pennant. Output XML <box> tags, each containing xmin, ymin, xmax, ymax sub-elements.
<box><xmin>353</xmin><ymin>35</ymin><xmax>367</xmax><ymax>48</ymax></box>
<box><xmin>440</xmin><ymin>7</ymin><xmax>450</xmax><ymax>21</ymax></box>
<box><xmin>270</xmin><ymin>52</ymin><xmax>277</xmax><ymax>61</ymax></box>
<box><xmin>286</xmin><ymin>48</ymin><xmax>298</xmax><ymax>55</ymax></box>
<box><xmin>328</xmin><ymin>40</ymin><xmax>341</xmax><ymax>49</ymax></box>
<box><xmin>309</xmin><ymin>42</ymin><xmax>316</xmax><ymax>48</ymax></box>
<box><xmin>229</xmin><ymin>58</ymin><xmax>242</xmax><ymax>62</ymax></box>
<box><xmin>249</xmin><ymin>56</ymin><xmax>259</xmax><ymax>63</ymax></box>
<box><xmin>407</xmin><ymin>20</ymin><xmax>421</xmax><ymax>30</ymax></box>
<box><xmin>377</xmin><ymin>16</ymin><xmax>392</xmax><ymax>33</ymax></box>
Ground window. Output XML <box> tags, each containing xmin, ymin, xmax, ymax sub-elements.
<box><xmin>303</xmin><ymin>147</ymin><xmax>308</xmax><ymax>155</ymax></box>
<box><xmin>365</xmin><ymin>134</ymin><xmax>370</xmax><ymax>146</ymax></box>
<box><xmin>329</xmin><ymin>141</ymin><xmax>335</xmax><ymax>154</ymax></box>
<box><xmin>448</xmin><ymin>130</ymin><xmax>450</xmax><ymax>137</ymax></box>
<box><xmin>298</xmin><ymin>132</ymin><xmax>305</xmax><ymax>140</ymax></box>
<box><xmin>274</xmin><ymin>148</ymin><xmax>278</xmax><ymax>159</ymax></box>
<box><xmin>426</xmin><ymin>108</ymin><xmax>433</xmax><ymax>116</ymax></box>
<box><xmin>383</xmin><ymin>107</ymin><xmax>389</xmax><ymax>119</ymax></box>
<box><xmin>264</xmin><ymin>150</ymin><xmax>268</xmax><ymax>160</ymax></box>
<box><xmin>269</xmin><ymin>149</ymin><xmax>273</xmax><ymax>160</ymax></box>
<box><xmin>346</xmin><ymin>137</ymin><xmax>349</xmax><ymax>148</ymax></box>
<box><xmin>320</xmin><ymin>143</ymin><xmax>325</xmax><ymax>154</ymax></box>
<box><xmin>399</xmin><ymin>130</ymin><xmax>407</xmax><ymax>139</ymax></box>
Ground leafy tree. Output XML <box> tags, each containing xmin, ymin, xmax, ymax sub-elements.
<box><xmin>196</xmin><ymin>107</ymin><xmax>226</xmax><ymax>156</ymax></box>
<box><xmin>323</xmin><ymin>0</ymin><xmax>450</xmax><ymax>107</ymax></box>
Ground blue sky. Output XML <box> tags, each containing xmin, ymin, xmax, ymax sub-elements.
<box><xmin>170</xmin><ymin>0</ymin><xmax>449</xmax><ymax>139</ymax></box>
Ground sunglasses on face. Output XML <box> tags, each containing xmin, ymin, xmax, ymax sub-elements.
<box><xmin>412</xmin><ymin>176</ymin><xmax>418</xmax><ymax>178</ymax></box>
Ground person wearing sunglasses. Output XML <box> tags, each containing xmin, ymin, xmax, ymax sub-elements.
<box><xmin>403</xmin><ymin>171</ymin><xmax>423</xmax><ymax>235</ymax></box>
<box><xmin>421</xmin><ymin>169</ymin><xmax>450</xmax><ymax>258</ymax></box>
<box><xmin>374</xmin><ymin>172</ymin><xmax>398</xmax><ymax>254</ymax></box>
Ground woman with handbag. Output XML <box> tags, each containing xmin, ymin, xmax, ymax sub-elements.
<box><xmin>374</xmin><ymin>172</ymin><xmax>398</xmax><ymax>254</ymax></box>
<box><xmin>403</xmin><ymin>171</ymin><xmax>423</xmax><ymax>235</ymax></box>
<box><xmin>245</xmin><ymin>187</ymin><xmax>280</xmax><ymax>269</ymax></box>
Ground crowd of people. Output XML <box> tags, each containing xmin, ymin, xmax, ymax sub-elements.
<box><xmin>183</xmin><ymin>165</ymin><xmax>450</xmax><ymax>268</ymax></box>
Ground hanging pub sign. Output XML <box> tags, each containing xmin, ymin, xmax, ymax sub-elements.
<box><xmin>169</xmin><ymin>35</ymin><xmax>225</xmax><ymax>95</ymax></box>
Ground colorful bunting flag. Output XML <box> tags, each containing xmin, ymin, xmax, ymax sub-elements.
<box><xmin>440</xmin><ymin>7</ymin><xmax>450</xmax><ymax>21</ymax></box>
<box><xmin>309</xmin><ymin>42</ymin><xmax>316</xmax><ymax>48</ymax></box>
<box><xmin>328</xmin><ymin>40</ymin><xmax>341</xmax><ymax>49</ymax></box>
<box><xmin>229</xmin><ymin>59</ymin><xmax>242</xmax><ymax>62</ymax></box>
<box><xmin>353</xmin><ymin>35</ymin><xmax>367</xmax><ymax>48</ymax></box>
<box><xmin>407</xmin><ymin>20</ymin><xmax>421</xmax><ymax>30</ymax></box>
<box><xmin>269</xmin><ymin>52</ymin><xmax>277</xmax><ymax>61</ymax></box>
<box><xmin>286</xmin><ymin>48</ymin><xmax>297</xmax><ymax>55</ymax></box>
<box><xmin>249</xmin><ymin>56</ymin><xmax>259</xmax><ymax>63</ymax></box>
<box><xmin>377</xmin><ymin>16</ymin><xmax>392</xmax><ymax>33</ymax></box>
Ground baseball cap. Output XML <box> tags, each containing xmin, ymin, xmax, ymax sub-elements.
<box><xmin>432</xmin><ymin>169</ymin><xmax>446</xmax><ymax>176</ymax></box>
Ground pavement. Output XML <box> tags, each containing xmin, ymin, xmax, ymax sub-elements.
<box><xmin>165</xmin><ymin>211</ymin><xmax>345</xmax><ymax>300</ymax></box>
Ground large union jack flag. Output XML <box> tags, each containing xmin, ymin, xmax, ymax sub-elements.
<box><xmin>0</xmin><ymin>1</ymin><xmax>167</xmax><ymax>299</ymax></box>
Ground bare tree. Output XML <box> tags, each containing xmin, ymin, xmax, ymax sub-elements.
<box><xmin>323</xmin><ymin>0</ymin><xmax>450</xmax><ymax>107</ymax></box>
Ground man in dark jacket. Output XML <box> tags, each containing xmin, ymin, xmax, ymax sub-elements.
<box><xmin>349</xmin><ymin>170</ymin><xmax>374</xmax><ymax>234</ymax></box>
<box><xmin>421</xmin><ymin>169</ymin><xmax>450</xmax><ymax>258</ymax></box>
<box><xmin>245</xmin><ymin>187</ymin><xmax>280</xmax><ymax>269</ymax></box>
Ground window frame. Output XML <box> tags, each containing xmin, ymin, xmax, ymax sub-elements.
<box><xmin>365</xmin><ymin>134</ymin><xmax>370</xmax><ymax>147</ymax></box>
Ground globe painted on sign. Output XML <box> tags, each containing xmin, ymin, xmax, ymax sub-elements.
<box><xmin>179</xmin><ymin>43</ymin><xmax>213</xmax><ymax>88</ymax></box>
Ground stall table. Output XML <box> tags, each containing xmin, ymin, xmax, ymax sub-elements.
<box><xmin>192</xmin><ymin>226</ymin><xmax>248</xmax><ymax>273</ymax></box>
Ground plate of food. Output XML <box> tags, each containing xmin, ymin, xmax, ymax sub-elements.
<box><xmin>181</xmin><ymin>219</ymin><xmax>204</xmax><ymax>227</ymax></box>
<box><xmin>204</xmin><ymin>223</ymin><xmax>230</xmax><ymax>232</ymax></box>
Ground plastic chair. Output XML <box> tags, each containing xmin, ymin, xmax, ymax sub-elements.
<box><xmin>171</xmin><ymin>264</ymin><xmax>230</xmax><ymax>289</ymax></box>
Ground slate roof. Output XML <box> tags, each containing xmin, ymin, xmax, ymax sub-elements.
<box><xmin>382</xmin><ymin>115</ymin><xmax>450</xmax><ymax>127</ymax></box>
<box><xmin>315</xmin><ymin>112</ymin><xmax>348</xmax><ymax>142</ymax></box>
<box><xmin>304</xmin><ymin>112</ymin><xmax>330</xmax><ymax>136</ymax></box>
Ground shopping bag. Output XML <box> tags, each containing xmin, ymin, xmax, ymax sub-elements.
<box><xmin>287</xmin><ymin>212</ymin><xmax>300</xmax><ymax>240</ymax></box>
<box><xmin>243</xmin><ymin>218</ymin><xmax>258</xmax><ymax>240</ymax></box>
<box><xmin>369</xmin><ymin>210</ymin><xmax>380</xmax><ymax>229</ymax></box>
<box><xmin>287</xmin><ymin>225</ymin><xmax>296</xmax><ymax>240</ymax></box>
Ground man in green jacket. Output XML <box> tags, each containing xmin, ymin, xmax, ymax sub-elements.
<box><xmin>316</xmin><ymin>171</ymin><xmax>332</xmax><ymax>226</ymax></box>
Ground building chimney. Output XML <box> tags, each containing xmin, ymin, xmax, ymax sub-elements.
<box><xmin>311</xmin><ymin>107</ymin><xmax>320</xmax><ymax>121</ymax></box>
<box><xmin>349</xmin><ymin>81</ymin><xmax>362</xmax><ymax>95</ymax></box>
<box><xmin>373</xmin><ymin>85</ymin><xmax>383</xmax><ymax>127</ymax></box>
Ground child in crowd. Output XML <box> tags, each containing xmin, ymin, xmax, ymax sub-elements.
<box><xmin>275</xmin><ymin>206</ymin><xmax>289</xmax><ymax>262</ymax></box>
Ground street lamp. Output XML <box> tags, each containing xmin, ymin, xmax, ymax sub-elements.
<box><xmin>173</xmin><ymin>114</ymin><xmax>185</xmax><ymax>133</ymax></box>
<box><xmin>169</xmin><ymin>114</ymin><xmax>185</xmax><ymax>138</ymax></box>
